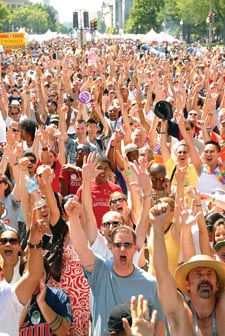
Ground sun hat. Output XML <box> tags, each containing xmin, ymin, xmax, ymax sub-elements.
<box><xmin>175</xmin><ymin>254</ymin><xmax>225</xmax><ymax>296</ymax></box>
<box><xmin>154</xmin><ymin>100</ymin><xmax>173</xmax><ymax>120</ymax></box>
<box><xmin>124</xmin><ymin>143</ymin><xmax>138</xmax><ymax>155</ymax></box>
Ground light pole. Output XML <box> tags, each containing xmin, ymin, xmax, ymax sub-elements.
<box><xmin>180</xmin><ymin>19</ymin><xmax>183</xmax><ymax>41</ymax></box>
<box><xmin>209</xmin><ymin>0</ymin><xmax>213</xmax><ymax>49</ymax></box>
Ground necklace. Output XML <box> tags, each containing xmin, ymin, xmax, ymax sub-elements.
<box><xmin>203</xmin><ymin>162</ymin><xmax>225</xmax><ymax>185</ymax></box>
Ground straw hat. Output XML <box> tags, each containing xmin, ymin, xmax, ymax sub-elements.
<box><xmin>175</xmin><ymin>255</ymin><xmax>225</xmax><ymax>296</ymax></box>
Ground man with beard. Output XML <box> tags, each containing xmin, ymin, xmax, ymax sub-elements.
<box><xmin>151</xmin><ymin>202</ymin><xmax>225</xmax><ymax>336</ymax></box>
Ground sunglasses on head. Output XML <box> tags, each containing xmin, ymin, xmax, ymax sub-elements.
<box><xmin>102</xmin><ymin>221</ymin><xmax>122</xmax><ymax>228</ymax></box>
<box><xmin>77</xmin><ymin>147</ymin><xmax>88</xmax><ymax>153</ymax></box>
<box><xmin>112</xmin><ymin>242</ymin><xmax>134</xmax><ymax>249</ymax></box>
<box><xmin>0</xmin><ymin>237</ymin><xmax>19</xmax><ymax>245</ymax></box>
<box><xmin>110</xmin><ymin>197</ymin><xmax>127</xmax><ymax>205</ymax></box>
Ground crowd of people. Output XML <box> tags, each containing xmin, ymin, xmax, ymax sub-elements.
<box><xmin>1</xmin><ymin>36</ymin><xmax>225</xmax><ymax>335</ymax></box>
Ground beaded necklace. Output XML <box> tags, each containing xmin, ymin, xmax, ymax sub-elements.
<box><xmin>202</xmin><ymin>162</ymin><xmax>225</xmax><ymax>185</ymax></box>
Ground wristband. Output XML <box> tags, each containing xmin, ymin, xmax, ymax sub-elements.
<box><xmin>42</xmin><ymin>147</ymin><xmax>48</xmax><ymax>151</ymax></box>
<box><xmin>27</xmin><ymin>241</ymin><xmax>42</xmax><ymax>249</ymax></box>
<box><xmin>142</xmin><ymin>195</ymin><xmax>151</xmax><ymax>200</ymax></box>
<box><xmin>212</xmin><ymin>197</ymin><xmax>216</xmax><ymax>203</ymax></box>
<box><xmin>125</xmin><ymin>171</ymin><xmax>132</xmax><ymax>177</ymax></box>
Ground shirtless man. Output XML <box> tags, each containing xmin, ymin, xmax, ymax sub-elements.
<box><xmin>151</xmin><ymin>202</ymin><xmax>225</xmax><ymax>336</ymax></box>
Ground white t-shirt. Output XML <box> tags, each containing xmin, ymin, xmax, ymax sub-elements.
<box><xmin>0</xmin><ymin>281</ymin><xmax>24</xmax><ymax>335</ymax></box>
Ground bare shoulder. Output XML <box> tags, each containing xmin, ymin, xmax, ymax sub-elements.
<box><xmin>166</xmin><ymin>292</ymin><xmax>194</xmax><ymax>336</ymax></box>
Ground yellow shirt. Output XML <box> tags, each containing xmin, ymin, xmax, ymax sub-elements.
<box><xmin>148</xmin><ymin>225</ymin><xmax>180</xmax><ymax>277</ymax></box>
<box><xmin>165</xmin><ymin>157</ymin><xmax>198</xmax><ymax>194</ymax></box>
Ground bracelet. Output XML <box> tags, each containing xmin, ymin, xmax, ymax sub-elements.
<box><xmin>142</xmin><ymin>194</ymin><xmax>151</xmax><ymax>200</ymax></box>
<box><xmin>212</xmin><ymin>197</ymin><xmax>216</xmax><ymax>203</ymax></box>
<box><xmin>27</xmin><ymin>241</ymin><xmax>42</xmax><ymax>249</ymax></box>
<box><xmin>160</xmin><ymin>132</ymin><xmax>166</xmax><ymax>134</ymax></box>
<box><xmin>208</xmin><ymin>113</ymin><xmax>213</xmax><ymax>116</ymax></box>
<box><xmin>49</xmin><ymin>314</ymin><xmax>62</xmax><ymax>331</ymax></box>
<box><xmin>125</xmin><ymin>171</ymin><xmax>132</xmax><ymax>177</ymax></box>
<box><xmin>42</xmin><ymin>147</ymin><xmax>48</xmax><ymax>151</ymax></box>
<box><xmin>196</xmin><ymin>204</ymin><xmax>202</xmax><ymax>207</ymax></box>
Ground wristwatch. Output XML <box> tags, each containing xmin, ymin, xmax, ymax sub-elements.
<box><xmin>27</xmin><ymin>241</ymin><xmax>42</xmax><ymax>249</ymax></box>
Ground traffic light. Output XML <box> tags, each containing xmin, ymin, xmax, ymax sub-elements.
<box><xmin>73</xmin><ymin>12</ymin><xmax>78</xmax><ymax>29</ymax></box>
<box><xmin>83</xmin><ymin>11</ymin><xmax>89</xmax><ymax>28</ymax></box>
<box><xmin>206</xmin><ymin>12</ymin><xmax>213</xmax><ymax>24</ymax></box>
<box><xmin>91</xmin><ymin>20</ymin><xmax>97</xmax><ymax>31</ymax></box>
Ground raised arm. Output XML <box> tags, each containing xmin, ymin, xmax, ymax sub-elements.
<box><xmin>151</xmin><ymin>203</ymin><xmax>184</xmax><ymax>320</ymax></box>
<box><xmin>81</xmin><ymin>152</ymin><xmax>100</xmax><ymax>245</ymax></box>
<box><xmin>65</xmin><ymin>196</ymin><xmax>96</xmax><ymax>273</ymax></box>
<box><xmin>15</xmin><ymin>209</ymin><xmax>44</xmax><ymax>305</ymax></box>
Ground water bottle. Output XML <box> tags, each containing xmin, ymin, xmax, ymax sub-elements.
<box><xmin>25</xmin><ymin>175</ymin><xmax>42</xmax><ymax>207</ymax></box>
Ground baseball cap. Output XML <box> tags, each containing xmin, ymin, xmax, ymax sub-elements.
<box><xmin>50</xmin><ymin>114</ymin><xmax>60</xmax><ymax>123</ymax></box>
<box><xmin>108</xmin><ymin>302</ymin><xmax>132</xmax><ymax>333</ymax></box>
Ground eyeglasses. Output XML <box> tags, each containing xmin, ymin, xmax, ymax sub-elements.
<box><xmin>177</xmin><ymin>151</ymin><xmax>188</xmax><ymax>155</ymax></box>
<box><xmin>0</xmin><ymin>237</ymin><xmax>19</xmax><ymax>245</ymax></box>
<box><xmin>110</xmin><ymin>198</ymin><xmax>127</xmax><ymax>205</ymax></box>
<box><xmin>102</xmin><ymin>221</ymin><xmax>122</xmax><ymax>228</ymax></box>
<box><xmin>10</xmin><ymin>112</ymin><xmax>20</xmax><ymax>116</ymax></box>
<box><xmin>113</xmin><ymin>242</ymin><xmax>134</xmax><ymax>249</ymax></box>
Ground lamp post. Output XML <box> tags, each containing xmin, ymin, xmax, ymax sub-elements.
<box><xmin>138</xmin><ymin>24</ymin><xmax>141</xmax><ymax>34</ymax></box>
<box><xmin>209</xmin><ymin>0</ymin><xmax>213</xmax><ymax>49</ymax></box>
<box><xmin>180</xmin><ymin>19</ymin><xmax>183</xmax><ymax>40</ymax></box>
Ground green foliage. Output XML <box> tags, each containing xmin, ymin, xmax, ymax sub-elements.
<box><xmin>0</xmin><ymin>1</ymin><xmax>9</xmax><ymax>30</ymax></box>
<box><xmin>0</xmin><ymin>3</ymin><xmax>68</xmax><ymax>34</ymax></box>
<box><xmin>125</xmin><ymin>0</ymin><xmax>225</xmax><ymax>43</ymax></box>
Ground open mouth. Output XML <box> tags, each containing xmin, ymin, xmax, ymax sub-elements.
<box><xmin>5</xmin><ymin>249</ymin><xmax>13</xmax><ymax>256</ymax></box>
<box><xmin>120</xmin><ymin>255</ymin><xmax>127</xmax><ymax>264</ymax></box>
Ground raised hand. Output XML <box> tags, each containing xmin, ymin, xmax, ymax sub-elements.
<box><xmin>82</xmin><ymin>152</ymin><xmax>101</xmax><ymax>181</ymax></box>
<box><xmin>122</xmin><ymin>295</ymin><xmax>157</xmax><ymax>336</ymax></box>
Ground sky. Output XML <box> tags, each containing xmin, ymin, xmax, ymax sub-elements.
<box><xmin>50</xmin><ymin>0</ymin><xmax>103</xmax><ymax>23</ymax></box>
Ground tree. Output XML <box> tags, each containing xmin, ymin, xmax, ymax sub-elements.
<box><xmin>125</xmin><ymin>0</ymin><xmax>163</xmax><ymax>33</ymax></box>
<box><xmin>0</xmin><ymin>1</ymin><xmax>9</xmax><ymax>31</ymax></box>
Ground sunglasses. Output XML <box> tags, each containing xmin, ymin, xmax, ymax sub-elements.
<box><xmin>0</xmin><ymin>237</ymin><xmax>19</xmax><ymax>245</ymax></box>
<box><xmin>29</xmin><ymin>159</ymin><xmax>36</xmax><ymax>164</ymax></box>
<box><xmin>151</xmin><ymin>177</ymin><xmax>165</xmax><ymax>182</ymax></box>
<box><xmin>102</xmin><ymin>221</ymin><xmax>122</xmax><ymax>228</ymax></box>
<box><xmin>110</xmin><ymin>198</ymin><xmax>127</xmax><ymax>205</ymax></box>
<box><xmin>189</xmin><ymin>113</ymin><xmax>197</xmax><ymax>116</ymax></box>
<box><xmin>10</xmin><ymin>128</ymin><xmax>18</xmax><ymax>133</ymax></box>
<box><xmin>11</xmin><ymin>112</ymin><xmax>20</xmax><ymax>116</ymax></box>
<box><xmin>77</xmin><ymin>147</ymin><xmax>88</xmax><ymax>153</ymax></box>
<box><xmin>113</xmin><ymin>242</ymin><xmax>134</xmax><ymax>249</ymax></box>
<box><xmin>0</xmin><ymin>180</ymin><xmax>5</xmax><ymax>184</ymax></box>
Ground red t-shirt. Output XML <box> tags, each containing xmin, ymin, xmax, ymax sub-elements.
<box><xmin>37</xmin><ymin>160</ymin><xmax>62</xmax><ymax>193</ymax></box>
<box><xmin>59</xmin><ymin>169</ymin><xmax>82</xmax><ymax>195</ymax></box>
<box><xmin>77</xmin><ymin>180</ymin><xmax>122</xmax><ymax>228</ymax></box>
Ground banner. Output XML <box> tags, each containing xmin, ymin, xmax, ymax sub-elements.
<box><xmin>0</xmin><ymin>32</ymin><xmax>26</xmax><ymax>51</ymax></box>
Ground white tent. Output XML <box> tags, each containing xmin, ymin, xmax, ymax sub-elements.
<box><xmin>144</xmin><ymin>28</ymin><xmax>159</xmax><ymax>43</ymax></box>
